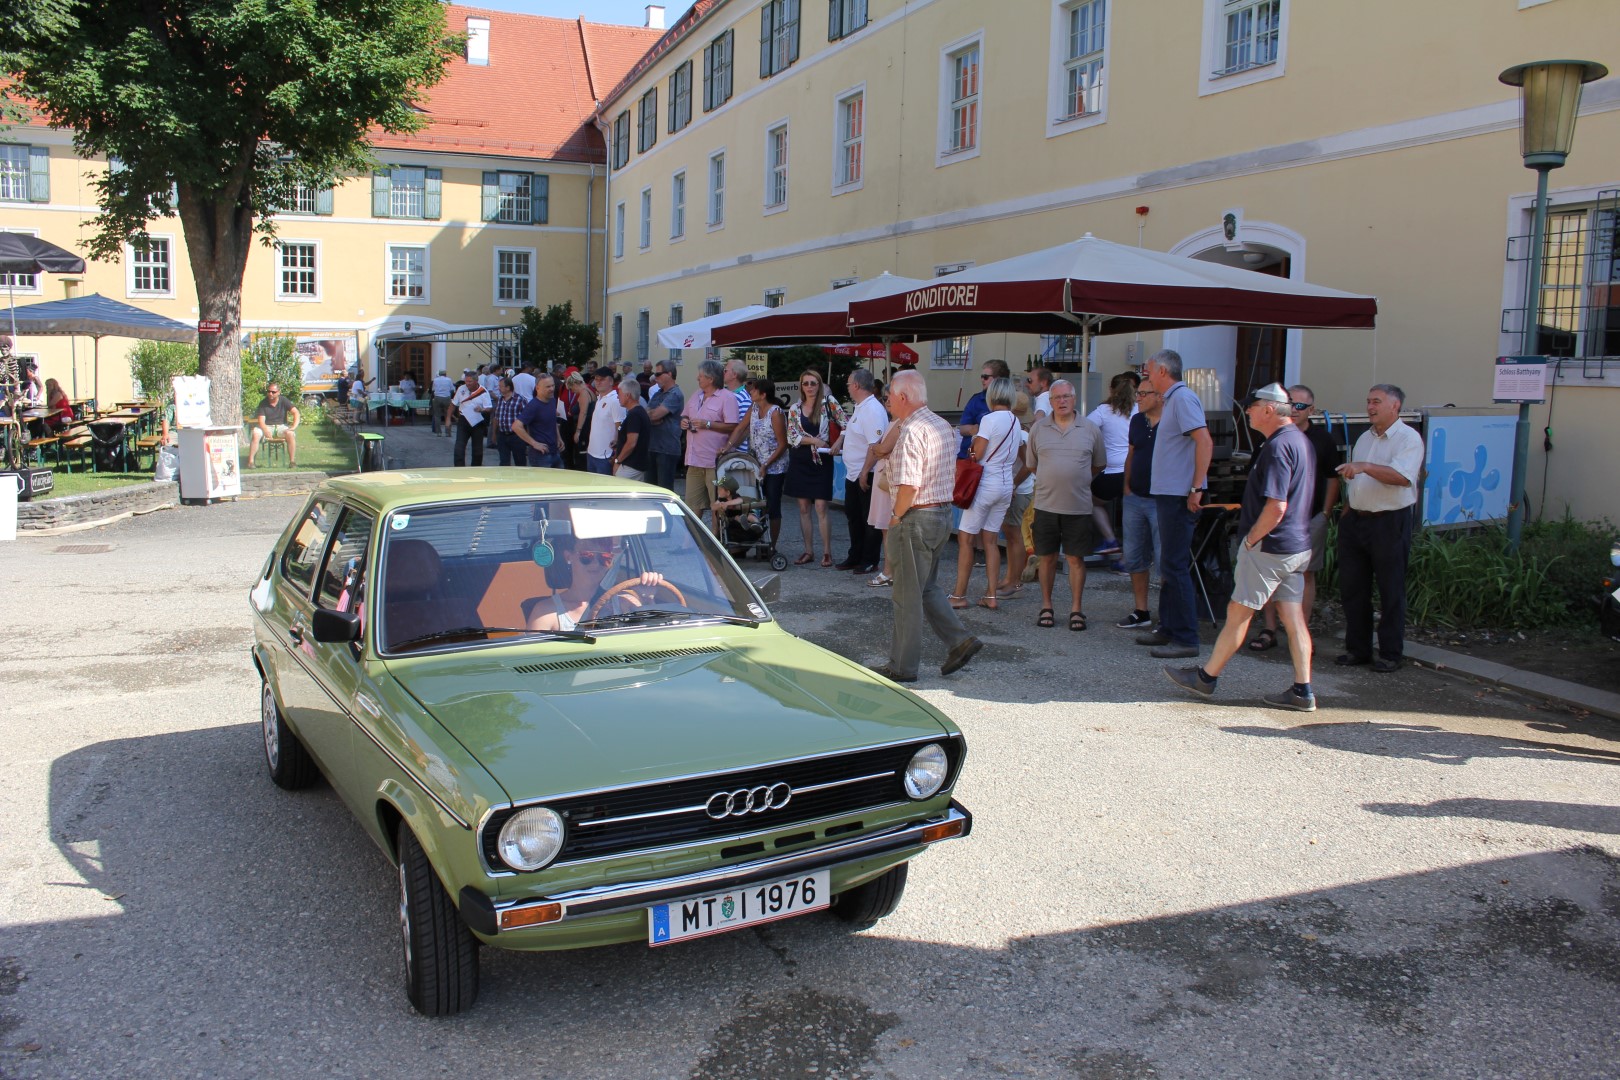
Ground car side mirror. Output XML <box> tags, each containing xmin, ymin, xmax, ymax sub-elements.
<box><xmin>750</xmin><ymin>573</ymin><xmax>781</xmax><ymax>605</ymax></box>
<box><xmin>311</xmin><ymin>607</ymin><xmax>362</xmax><ymax>644</ymax></box>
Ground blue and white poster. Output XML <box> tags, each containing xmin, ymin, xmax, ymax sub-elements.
<box><xmin>1421</xmin><ymin>409</ymin><xmax>1516</xmax><ymax>526</ymax></box>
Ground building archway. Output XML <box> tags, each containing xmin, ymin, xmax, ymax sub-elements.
<box><xmin>1162</xmin><ymin>221</ymin><xmax>1308</xmax><ymax>406</ymax></box>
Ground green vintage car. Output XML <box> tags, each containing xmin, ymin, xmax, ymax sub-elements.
<box><xmin>250</xmin><ymin>469</ymin><xmax>970</xmax><ymax>1015</ymax></box>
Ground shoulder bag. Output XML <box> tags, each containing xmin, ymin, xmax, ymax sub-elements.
<box><xmin>953</xmin><ymin>417</ymin><xmax>1015</xmax><ymax>509</ymax></box>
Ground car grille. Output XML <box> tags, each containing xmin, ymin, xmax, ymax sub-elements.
<box><xmin>482</xmin><ymin>736</ymin><xmax>963</xmax><ymax>871</ymax></box>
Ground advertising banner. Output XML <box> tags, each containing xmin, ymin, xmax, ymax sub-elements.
<box><xmin>246</xmin><ymin>332</ymin><xmax>357</xmax><ymax>394</ymax></box>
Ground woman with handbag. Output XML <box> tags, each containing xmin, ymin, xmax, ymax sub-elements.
<box><xmin>948</xmin><ymin>377</ymin><xmax>1020</xmax><ymax>609</ymax></box>
<box><xmin>784</xmin><ymin>370</ymin><xmax>848</xmax><ymax>566</ymax></box>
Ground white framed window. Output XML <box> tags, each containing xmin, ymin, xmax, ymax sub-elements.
<box><xmin>275</xmin><ymin>240</ymin><xmax>320</xmax><ymax>302</ymax></box>
<box><xmin>1048</xmin><ymin>0</ymin><xmax>1108</xmax><ymax>137</ymax></box>
<box><xmin>833</xmin><ymin>88</ymin><xmax>864</xmax><ymax>193</ymax></box>
<box><xmin>639</xmin><ymin>187</ymin><xmax>652</xmax><ymax>250</ymax></box>
<box><xmin>638</xmin><ymin>88</ymin><xmax>659</xmax><ymax>153</ymax></box>
<box><xmin>704</xmin><ymin>297</ymin><xmax>723</xmax><ymax>361</ymax></box>
<box><xmin>668</xmin><ymin>304</ymin><xmax>685</xmax><ymax>362</ymax></box>
<box><xmin>704</xmin><ymin>29</ymin><xmax>734</xmax><ymax>112</ymax></box>
<box><xmin>389</xmin><ymin>168</ymin><xmax>425</xmax><ymax>218</ymax></box>
<box><xmin>385</xmin><ymin>244</ymin><xmax>429</xmax><ymax>305</ymax></box>
<box><xmin>126</xmin><ymin>235</ymin><xmax>175</xmax><ymax>298</ymax></box>
<box><xmin>671</xmin><ymin>171</ymin><xmax>687</xmax><ymax>239</ymax></box>
<box><xmin>614</xmin><ymin>201</ymin><xmax>626</xmax><ymax>258</ymax></box>
<box><xmin>939</xmin><ymin>35</ymin><xmax>983</xmax><ymax>165</ymax></box>
<box><xmin>759</xmin><ymin>0</ymin><xmax>800</xmax><ymax>79</ymax></box>
<box><xmin>764</xmin><ymin>122</ymin><xmax>789</xmax><ymax>213</ymax></box>
<box><xmin>0</xmin><ymin>144</ymin><xmax>48</xmax><ymax>203</ymax></box>
<box><xmin>708</xmin><ymin>151</ymin><xmax>726</xmax><ymax>229</ymax></box>
<box><xmin>1500</xmin><ymin>190</ymin><xmax>1620</xmax><ymax>367</ymax></box>
<box><xmin>932</xmin><ymin>262</ymin><xmax>972</xmax><ymax>368</ymax></box>
<box><xmin>372</xmin><ymin>166</ymin><xmax>440</xmax><ymax>219</ymax></box>
<box><xmin>636</xmin><ymin>309</ymin><xmax>651</xmax><ymax>362</ymax></box>
<box><xmin>828</xmin><ymin>0</ymin><xmax>868</xmax><ymax>41</ymax></box>
<box><xmin>0</xmin><ymin>226</ymin><xmax>41</xmax><ymax>293</ymax></box>
<box><xmin>1199</xmin><ymin>0</ymin><xmax>1287</xmax><ymax>96</ymax></box>
<box><xmin>669</xmin><ymin>61</ymin><xmax>693</xmax><ymax>133</ymax></box>
<box><xmin>764</xmin><ymin>288</ymin><xmax>786</xmax><ymax>308</ymax></box>
<box><xmin>494</xmin><ymin>247</ymin><xmax>534</xmax><ymax>306</ymax></box>
<box><xmin>482</xmin><ymin>171</ymin><xmax>544</xmax><ymax>224</ymax></box>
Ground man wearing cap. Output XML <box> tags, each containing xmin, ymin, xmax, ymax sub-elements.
<box><xmin>431</xmin><ymin>370</ymin><xmax>454</xmax><ymax>437</ymax></box>
<box><xmin>1164</xmin><ymin>383</ymin><xmax>1319</xmax><ymax>711</ymax></box>
<box><xmin>585</xmin><ymin>366</ymin><xmax>625</xmax><ymax>474</ymax></box>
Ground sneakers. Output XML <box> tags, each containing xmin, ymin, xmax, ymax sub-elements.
<box><xmin>1264</xmin><ymin>687</ymin><xmax>1317</xmax><ymax>712</ymax></box>
<box><xmin>1164</xmin><ymin>665</ymin><xmax>1215</xmax><ymax>698</ymax></box>
<box><xmin>867</xmin><ymin>572</ymin><xmax>893</xmax><ymax>587</ymax></box>
<box><xmin>1115</xmin><ymin>609</ymin><xmax>1153</xmax><ymax>629</ymax></box>
<box><xmin>1092</xmin><ymin>539</ymin><xmax>1122</xmax><ymax>556</ymax></box>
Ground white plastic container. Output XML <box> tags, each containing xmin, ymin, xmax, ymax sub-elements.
<box><xmin>0</xmin><ymin>473</ymin><xmax>19</xmax><ymax>542</ymax></box>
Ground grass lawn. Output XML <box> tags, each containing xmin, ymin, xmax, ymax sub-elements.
<box><xmin>38</xmin><ymin>414</ymin><xmax>356</xmax><ymax>499</ymax></box>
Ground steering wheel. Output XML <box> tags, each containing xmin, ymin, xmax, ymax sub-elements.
<box><xmin>588</xmin><ymin>577</ymin><xmax>689</xmax><ymax>621</ymax></box>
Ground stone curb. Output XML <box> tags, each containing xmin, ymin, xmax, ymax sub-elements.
<box><xmin>16</xmin><ymin>471</ymin><xmax>330</xmax><ymax>536</ymax></box>
<box><xmin>1406</xmin><ymin>642</ymin><xmax>1620</xmax><ymax>722</ymax></box>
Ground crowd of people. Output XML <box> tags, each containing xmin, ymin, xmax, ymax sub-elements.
<box><xmin>415</xmin><ymin>351</ymin><xmax>1425</xmax><ymax>704</ymax></box>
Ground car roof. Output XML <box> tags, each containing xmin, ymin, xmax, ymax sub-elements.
<box><xmin>319</xmin><ymin>467</ymin><xmax>664</xmax><ymax>515</ymax></box>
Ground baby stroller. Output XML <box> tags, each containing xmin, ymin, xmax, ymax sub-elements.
<box><xmin>715</xmin><ymin>451</ymin><xmax>789</xmax><ymax>571</ymax></box>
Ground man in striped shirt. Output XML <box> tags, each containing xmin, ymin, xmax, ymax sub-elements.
<box><xmin>874</xmin><ymin>370</ymin><xmax>982</xmax><ymax>683</ymax></box>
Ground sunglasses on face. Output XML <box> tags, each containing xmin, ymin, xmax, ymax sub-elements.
<box><xmin>1291</xmin><ymin>402</ymin><xmax>1311</xmax><ymax>411</ymax></box>
<box><xmin>981</xmin><ymin>374</ymin><xmax>992</xmax><ymax>381</ymax></box>
<box><xmin>574</xmin><ymin>549</ymin><xmax>615</xmax><ymax>566</ymax></box>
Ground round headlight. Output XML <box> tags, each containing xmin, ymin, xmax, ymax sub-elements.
<box><xmin>903</xmin><ymin>743</ymin><xmax>949</xmax><ymax>800</ymax></box>
<box><xmin>496</xmin><ymin>807</ymin><xmax>565</xmax><ymax>871</ymax></box>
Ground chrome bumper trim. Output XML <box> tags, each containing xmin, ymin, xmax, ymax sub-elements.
<box><xmin>481</xmin><ymin>801</ymin><xmax>971</xmax><ymax>930</ymax></box>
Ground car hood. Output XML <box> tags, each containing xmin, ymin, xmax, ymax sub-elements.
<box><xmin>383</xmin><ymin>634</ymin><xmax>953</xmax><ymax>801</ymax></box>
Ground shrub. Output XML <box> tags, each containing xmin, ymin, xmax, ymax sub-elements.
<box><xmin>127</xmin><ymin>341</ymin><xmax>199</xmax><ymax>407</ymax></box>
<box><xmin>240</xmin><ymin>334</ymin><xmax>304</xmax><ymax>418</ymax></box>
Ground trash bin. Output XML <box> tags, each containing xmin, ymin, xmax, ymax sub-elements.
<box><xmin>355</xmin><ymin>431</ymin><xmax>386</xmax><ymax>472</ymax></box>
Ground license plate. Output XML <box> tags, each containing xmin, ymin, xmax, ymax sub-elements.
<box><xmin>648</xmin><ymin>870</ymin><xmax>830</xmax><ymax>946</ymax></box>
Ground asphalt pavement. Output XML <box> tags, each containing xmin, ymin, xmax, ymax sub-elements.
<box><xmin>2</xmin><ymin>436</ymin><xmax>1618</xmax><ymax>1079</ymax></box>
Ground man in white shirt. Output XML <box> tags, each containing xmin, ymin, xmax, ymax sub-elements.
<box><xmin>1335</xmin><ymin>383</ymin><xmax>1425</xmax><ymax>672</ymax></box>
<box><xmin>450</xmin><ymin>369</ymin><xmax>491</xmax><ymax>466</ymax></box>
<box><xmin>1026</xmin><ymin>366</ymin><xmax>1053</xmax><ymax>421</ymax></box>
<box><xmin>585</xmin><ymin>366</ymin><xmax>626</xmax><ymax>474</ymax></box>
<box><xmin>834</xmin><ymin>368</ymin><xmax>889</xmax><ymax>572</ymax></box>
<box><xmin>430</xmin><ymin>370</ymin><xmax>454</xmax><ymax>437</ymax></box>
<box><xmin>513</xmin><ymin>364</ymin><xmax>537</xmax><ymax>401</ymax></box>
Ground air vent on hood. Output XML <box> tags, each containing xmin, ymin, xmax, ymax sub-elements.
<box><xmin>512</xmin><ymin>645</ymin><xmax>726</xmax><ymax>675</ymax></box>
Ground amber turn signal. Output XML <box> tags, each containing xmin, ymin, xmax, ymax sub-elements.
<box><xmin>920</xmin><ymin>818</ymin><xmax>967</xmax><ymax>845</ymax></box>
<box><xmin>499</xmin><ymin>903</ymin><xmax>564</xmax><ymax>931</ymax></box>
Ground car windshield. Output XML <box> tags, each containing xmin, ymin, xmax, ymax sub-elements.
<box><xmin>377</xmin><ymin>494</ymin><xmax>769</xmax><ymax>653</ymax></box>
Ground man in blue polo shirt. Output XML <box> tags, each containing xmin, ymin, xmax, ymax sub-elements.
<box><xmin>512</xmin><ymin>373</ymin><xmax>562</xmax><ymax>467</ymax></box>
<box><xmin>1163</xmin><ymin>382</ymin><xmax>1319</xmax><ymax>711</ymax></box>
<box><xmin>956</xmin><ymin>359</ymin><xmax>1009</xmax><ymax>459</ymax></box>
<box><xmin>1138</xmin><ymin>349</ymin><xmax>1213</xmax><ymax>659</ymax></box>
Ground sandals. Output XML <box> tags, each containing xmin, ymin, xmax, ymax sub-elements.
<box><xmin>948</xmin><ymin>594</ymin><xmax>970</xmax><ymax>610</ymax></box>
<box><xmin>1248</xmin><ymin>628</ymin><xmax>1279</xmax><ymax>652</ymax></box>
<box><xmin>995</xmin><ymin>582</ymin><xmax>1022</xmax><ymax>596</ymax></box>
<box><xmin>1037</xmin><ymin>608</ymin><xmax>1055</xmax><ymax>628</ymax></box>
<box><xmin>977</xmin><ymin>594</ymin><xmax>999</xmax><ymax>610</ymax></box>
<box><xmin>794</xmin><ymin>552</ymin><xmax>814</xmax><ymax>565</ymax></box>
<box><xmin>821</xmin><ymin>554</ymin><xmax>833</xmax><ymax>568</ymax></box>
<box><xmin>1069</xmin><ymin>611</ymin><xmax>1087</xmax><ymax>631</ymax></box>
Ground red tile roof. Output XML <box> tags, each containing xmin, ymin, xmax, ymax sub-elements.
<box><xmin>371</xmin><ymin>5</ymin><xmax>663</xmax><ymax>164</ymax></box>
<box><xmin>596</xmin><ymin>0</ymin><xmax>727</xmax><ymax>113</ymax></box>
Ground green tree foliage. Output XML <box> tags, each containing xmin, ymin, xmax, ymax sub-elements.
<box><xmin>518</xmin><ymin>302</ymin><xmax>602</xmax><ymax>371</ymax></box>
<box><xmin>726</xmin><ymin>346</ymin><xmax>857</xmax><ymax>398</ymax></box>
<box><xmin>127</xmin><ymin>341</ymin><xmax>200</xmax><ymax>408</ymax></box>
<box><xmin>2</xmin><ymin>0</ymin><xmax>458</xmax><ymax>427</ymax></box>
<box><xmin>240</xmin><ymin>334</ymin><xmax>304</xmax><ymax>420</ymax></box>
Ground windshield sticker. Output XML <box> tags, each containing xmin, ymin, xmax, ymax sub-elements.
<box><xmin>391</xmin><ymin>515</ymin><xmax>410</xmax><ymax>531</ymax></box>
<box><xmin>748</xmin><ymin>603</ymin><xmax>766</xmax><ymax>620</ymax></box>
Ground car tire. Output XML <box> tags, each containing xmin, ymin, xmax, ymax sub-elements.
<box><xmin>261</xmin><ymin>679</ymin><xmax>318</xmax><ymax>790</ymax></box>
<box><xmin>830</xmin><ymin>863</ymin><xmax>908</xmax><ymax>925</ymax></box>
<box><xmin>397</xmin><ymin>823</ymin><xmax>480</xmax><ymax>1016</ymax></box>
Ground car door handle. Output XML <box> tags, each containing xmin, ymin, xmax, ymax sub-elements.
<box><xmin>289</xmin><ymin>617</ymin><xmax>306</xmax><ymax>643</ymax></box>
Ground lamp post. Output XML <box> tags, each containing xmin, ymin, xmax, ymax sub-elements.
<box><xmin>1498</xmin><ymin>59</ymin><xmax>1607</xmax><ymax>550</ymax></box>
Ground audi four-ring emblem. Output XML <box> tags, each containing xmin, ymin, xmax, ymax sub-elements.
<box><xmin>705</xmin><ymin>782</ymin><xmax>792</xmax><ymax>819</ymax></box>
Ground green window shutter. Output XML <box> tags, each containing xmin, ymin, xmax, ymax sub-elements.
<box><xmin>787</xmin><ymin>0</ymin><xmax>800</xmax><ymax>64</ymax></box>
<box><xmin>829</xmin><ymin>0</ymin><xmax>841</xmax><ymax>41</ymax></box>
<box><xmin>534</xmin><ymin>174</ymin><xmax>548</xmax><ymax>225</ymax></box>
<box><xmin>481</xmin><ymin>171</ymin><xmax>499</xmax><ymax>221</ymax></box>
<box><xmin>28</xmin><ymin>146</ymin><xmax>50</xmax><ymax>203</ymax></box>
<box><xmin>372</xmin><ymin>170</ymin><xmax>391</xmax><ymax>217</ymax></box>
<box><xmin>314</xmin><ymin>186</ymin><xmax>333</xmax><ymax>215</ymax></box>
<box><xmin>424</xmin><ymin>169</ymin><xmax>442</xmax><ymax>219</ymax></box>
<box><xmin>759</xmin><ymin>3</ymin><xmax>773</xmax><ymax>78</ymax></box>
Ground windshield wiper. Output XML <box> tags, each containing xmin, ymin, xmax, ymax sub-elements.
<box><xmin>581</xmin><ymin>608</ymin><xmax>759</xmax><ymax>629</ymax></box>
<box><xmin>389</xmin><ymin>625</ymin><xmax>597</xmax><ymax>651</ymax></box>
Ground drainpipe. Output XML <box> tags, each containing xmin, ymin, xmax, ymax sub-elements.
<box><xmin>595</xmin><ymin>113</ymin><xmax>613</xmax><ymax>347</ymax></box>
<box><xmin>585</xmin><ymin>163</ymin><xmax>595</xmax><ymax>325</ymax></box>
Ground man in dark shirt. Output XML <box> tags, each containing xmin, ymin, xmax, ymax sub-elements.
<box><xmin>612</xmin><ymin>378</ymin><xmax>652</xmax><ymax>481</ymax></box>
<box><xmin>956</xmin><ymin>359</ymin><xmax>1008</xmax><ymax>459</ymax></box>
<box><xmin>491</xmin><ymin>376</ymin><xmax>529</xmax><ymax>466</ymax></box>
<box><xmin>248</xmin><ymin>383</ymin><xmax>300</xmax><ymax>467</ymax></box>
<box><xmin>1114</xmin><ymin>381</ymin><xmax>1163</xmax><ymax>629</ymax></box>
<box><xmin>512</xmin><ymin>373</ymin><xmax>562</xmax><ymax>468</ymax></box>
<box><xmin>1164</xmin><ymin>383</ymin><xmax>1319</xmax><ymax>712</ymax></box>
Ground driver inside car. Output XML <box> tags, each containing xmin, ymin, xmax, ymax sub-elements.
<box><xmin>525</xmin><ymin>534</ymin><xmax>666</xmax><ymax>633</ymax></box>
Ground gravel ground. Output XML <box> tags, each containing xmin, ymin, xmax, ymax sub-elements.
<box><xmin>1</xmin><ymin>457</ymin><xmax>1617</xmax><ymax>1080</ymax></box>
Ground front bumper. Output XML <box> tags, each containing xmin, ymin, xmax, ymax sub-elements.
<box><xmin>459</xmin><ymin>801</ymin><xmax>971</xmax><ymax>938</ymax></box>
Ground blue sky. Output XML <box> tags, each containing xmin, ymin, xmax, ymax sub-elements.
<box><xmin>474</xmin><ymin>0</ymin><xmax>697</xmax><ymax>28</ymax></box>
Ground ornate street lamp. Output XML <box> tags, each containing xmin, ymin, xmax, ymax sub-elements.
<box><xmin>1498</xmin><ymin>59</ymin><xmax>1607</xmax><ymax>550</ymax></box>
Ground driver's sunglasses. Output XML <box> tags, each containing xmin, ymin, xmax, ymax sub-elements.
<box><xmin>575</xmin><ymin>549</ymin><xmax>615</xmax><ymax>566</ymax></box>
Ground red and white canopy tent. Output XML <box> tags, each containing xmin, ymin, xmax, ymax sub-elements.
<box><xmin>846</xmin><ymin>233</ymin><xmax>1378</xmax><ymax>408</ymax></box>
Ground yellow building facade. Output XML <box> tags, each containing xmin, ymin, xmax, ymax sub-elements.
<box><xmin>595</xmin><ymin>0</ymin><xmax>1620</xmax><ymax>525</ymax></box>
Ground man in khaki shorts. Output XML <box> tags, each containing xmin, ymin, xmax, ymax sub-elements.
<box><xmin>1162</xmin><ymin>383</ymin><xmax>1319</xmax><ymax>711</ymax></box>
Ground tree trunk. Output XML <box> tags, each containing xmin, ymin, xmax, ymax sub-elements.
<box><xmin>177</xmin><ymin>182</ymin><xmax>254</xmax><ymax>428</ymax></box>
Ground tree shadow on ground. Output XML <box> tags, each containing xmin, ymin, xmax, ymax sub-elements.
<box><xmin>1364</xmin><ymin>797</ymin><xmax>1620</xmax><ymax>835</ymax></box>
